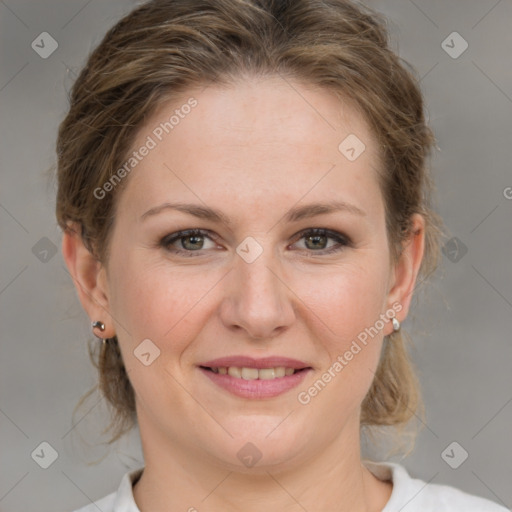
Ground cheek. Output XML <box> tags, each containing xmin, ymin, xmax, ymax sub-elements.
<box><xmin>295</xmin><ymin>256</ymin><xmax>390</xmax><ymax>354</ymax></box>
<box><xmin>107</xmin><ymin>258</ymin><xmax>210</xmax><ymax>407</ymax></box>
<box><xmin>295</xmin><ymin>265</ymin><xmax>389</xmax><ymax>413</ymax></box>
<box><xmin>108</xmin><ymin>251</ymin><xmax>217</xmax><ymax>354</ymax></box>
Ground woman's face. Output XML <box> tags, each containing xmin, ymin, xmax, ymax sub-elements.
<box><xmin>92</xmin><ymin>76</ymin><xmax>422</xmax><ymax>470</ymax></box>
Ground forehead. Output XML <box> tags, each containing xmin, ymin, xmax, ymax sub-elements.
<box><xmin>117</xmin><ymin>76</ymin><xmax>384</xmax><ymax>222</ymax></box>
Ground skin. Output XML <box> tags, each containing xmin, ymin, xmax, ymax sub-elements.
<box><xmin>63</xmin><ymin>75</ymin><xmax>425</xmax><ymax>512</ymax></box>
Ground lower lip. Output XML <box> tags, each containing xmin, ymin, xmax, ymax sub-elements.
<box><xmin>199</xmin><ymin>367</ymin><xmax>311</xmax><ymax>399</ymax></box>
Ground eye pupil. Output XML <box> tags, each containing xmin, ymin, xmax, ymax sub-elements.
<box><xmin>182</xmin><ymin>235</ymin><xmax>203</xmax><ymax>250</ymax></box>
<box><xmin>305</xmin><ymin>234</ymin><xmax>327</xmax><ymax>250</ymax></box>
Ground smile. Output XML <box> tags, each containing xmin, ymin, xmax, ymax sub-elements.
<box><xmin>206</xmin><ymin>366</ymin><xmax>298</xmax><ymax>380</ymax></box>
<box><xmin>199</xmin><ymin>363</ymin><xmax>312</xmax><ymax>399</ymax></box>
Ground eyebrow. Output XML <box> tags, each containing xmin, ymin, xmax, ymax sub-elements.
<box><xmin>140</xmin><ymin>200</ymin><xmax>367</xmax><ymax>225</ymax></box>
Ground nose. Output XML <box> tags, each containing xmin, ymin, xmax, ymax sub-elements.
<box><xmin>219</xmin><ymin>243</ymin><xmax>296</xmax><ymax>341</ymax></box>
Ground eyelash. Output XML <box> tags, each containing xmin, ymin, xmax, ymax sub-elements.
<box><xmin>159</xmin><ymin>228</ymin><xmax>352</xmax><ymax>257</ymax></box>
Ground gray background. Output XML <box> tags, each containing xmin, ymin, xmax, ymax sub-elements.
<box><xmin>1</xmin><ymin>1</ymin><xmax>511</xmax><ymax>511</ymax></box>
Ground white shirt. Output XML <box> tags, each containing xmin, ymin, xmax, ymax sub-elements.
<box><xmin>71</xmin><ymin>461</ymin><xmax>509</xmax><ymax>511</ymax></box>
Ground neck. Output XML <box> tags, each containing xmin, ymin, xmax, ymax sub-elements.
<box><xmin>132</xmin><ymin>412</ymin><xmax>392</xmax><ymax>512</ymax></box>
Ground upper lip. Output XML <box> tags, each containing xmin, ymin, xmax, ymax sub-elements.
<box><xmin>199</xmin><ymin>356</ymin><xmax>311</xmax><ymax>369</ymax></box>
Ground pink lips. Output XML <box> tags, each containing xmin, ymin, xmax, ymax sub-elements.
<box><xmin>198</xmin><ymin>355</ymin><xmax>312</xmax><ymax>399</ymax></box>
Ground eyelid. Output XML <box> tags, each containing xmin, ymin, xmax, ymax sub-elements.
<box><xmin>160</xmin><ymin>228</ymin><xmax>219</xmax><ymax>252</ymax></box>
<box><xmin>289</xmin><ymin>228</ymin><xmax>352</xmax><ymax>256</ymax></box>
<box><xmin>292</xmin><ymin>227</ymin><xmax>351</xmax><ymax>246</ymax></box>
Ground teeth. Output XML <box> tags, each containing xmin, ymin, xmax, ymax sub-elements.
<box><xmin>274</xmin><ymin>367</ymin><xmax>286</xmax><ymax>378</ymax></box>
<box><xmin>259</xmin><ymin>368</ymin><xmax>275</xmax><ymax>380</ymax></box>
<box><xmin>212</xmin><ymin>366</ymin><xmax>299</xmax><ymax>380</ymax></box>
<box><xmin>227</xmin><ymin>367</ymin><xmax>241</xmax><ymax>378</ymax></box>
<box><xmin>241</xmin><ymin>367</ymin><xmax>259</xmax><ymax>380</ymax></box>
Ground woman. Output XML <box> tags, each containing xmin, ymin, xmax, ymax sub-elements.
<box><xmin>56</xmin><ymin>0</ymin><xmax>507</xmax><ymax>510</ymax></box>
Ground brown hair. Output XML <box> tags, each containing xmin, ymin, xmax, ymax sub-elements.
<box><xmin>56</xmin><ymin>0</ymin><xmax>444</xmax><ymax>451</ymax></box>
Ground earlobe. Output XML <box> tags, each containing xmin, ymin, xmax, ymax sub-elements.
<box><xmin>385</xmin><ymin>214</ymin><xmax>426</xmax><ymax>334</ymax></box>
<box><xmin>61</xmin><ymin>224</ymin><xmax>116</xmax><ymax>339</ymax></box>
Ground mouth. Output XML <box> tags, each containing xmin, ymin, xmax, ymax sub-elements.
<box><xmin>200</xmin><ymin>366</ymin><xmax>308</xmax><ymax>379</ymax></box>
<box><xmin>198</xmin><ymin>357</ymin><xmax>312</xmax><ymax>399</ymax></box>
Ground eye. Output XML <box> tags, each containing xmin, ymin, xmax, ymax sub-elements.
<box><xmin>291</xmin><ymin>228</ymin><xmax>351</xmax><ymax>255</ymax></box>
<box><xmin>160</xmin><ymin>229</ymin><xmax>218</xmax><ymax>257</ymax></box>
<box><xmin>159</xmin><ymin>227</ymin><xmax>352</xmax><ymax>258</ymax></box>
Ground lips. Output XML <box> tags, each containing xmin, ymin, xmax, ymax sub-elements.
<box><xmin>198</xmin><ymin>356</ymin><xmax>312</xmax><ymax>399</ymax></box>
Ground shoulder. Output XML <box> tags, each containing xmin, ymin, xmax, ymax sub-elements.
<box><xmin>68</xmin><ymin>467</ymin><xmax>143</xmax><ymax>512</ymax></box>
<box><xmin>406</xmin><ymin>477</ymin><xmax>509</xmax><ymax>511</ymax></box>
<box><xmin>365</xmin><ymin>460</ymin><xmax>509</xmax><ymax>512</ymax></box>
<box><xmin>70</xmin><ymin>491</ymin><xmax>116</xmax><ymax>512</ymax></box>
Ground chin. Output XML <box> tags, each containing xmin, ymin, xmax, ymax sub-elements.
<box><xmin>204</xmin><ymin>417</ymin><xmax>308</xmax><ymax>472</ymax></box>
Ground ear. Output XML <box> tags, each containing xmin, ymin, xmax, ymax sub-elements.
<box><xmin>61</xmin><ymin>223</ymin><xmax>116</xmax><ymax>339</ymax></box>
<box><xmin>383</xmin><ymin>213</ymin><xmax>425</xmax><ymax>336</ymax></box>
